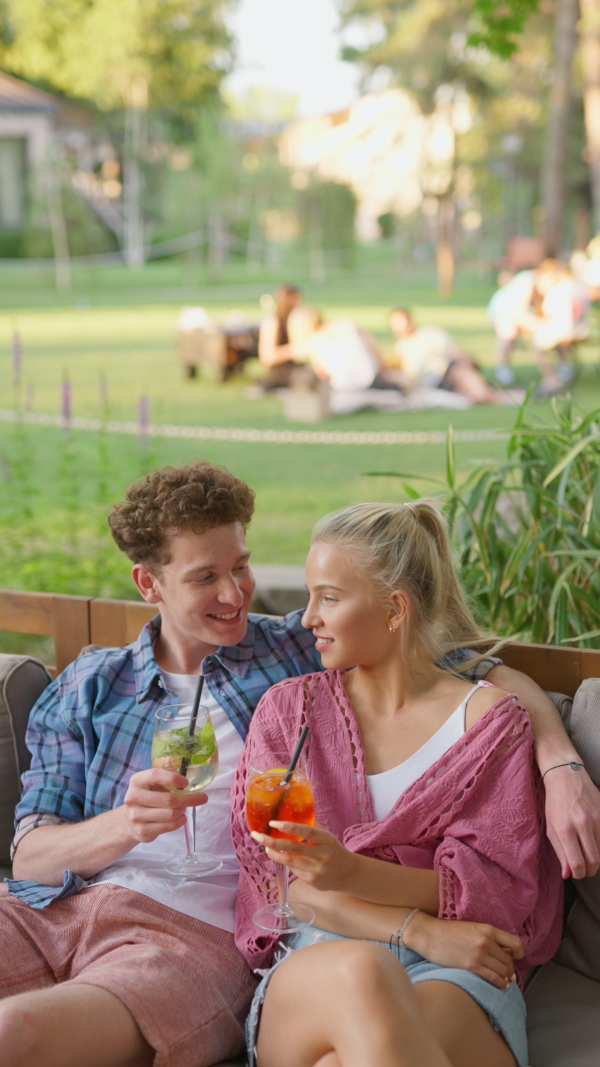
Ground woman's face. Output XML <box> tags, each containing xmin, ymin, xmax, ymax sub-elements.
<box><xmin>302</xmin><ymin>541</ymin><xmax>397</xmax><ymax>670</ymax></box>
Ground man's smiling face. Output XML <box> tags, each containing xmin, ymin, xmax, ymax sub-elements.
<box><xmin>136</xmin><ymin>523</ymin><xmax>256</xmax><ymax>661</ymax></box>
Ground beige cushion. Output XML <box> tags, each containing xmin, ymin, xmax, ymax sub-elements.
<box><xmin>0</xmin><ymin>655</ymin><xmax>51</xmax><ymax>865</ymax></box>
<box><xmin>526</xmin><ymin>960</ymin><xmax>600</xmax><ymax>1066</ymax></box>
<box><xmin>546</xmin><ymin>691</ymin><xmax>573</xmax><ymax>732</ymax></box>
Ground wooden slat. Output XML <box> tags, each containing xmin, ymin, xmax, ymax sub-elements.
<box><xmin>89</xmin><ymin>598</ymin><xmax>156</xmax><ymax>648</ymax></box>
<box><xmin>580</xmin><ymin>649</ymin><xmax>600</xmax><ymax>683</ymax></box>
<box><xmin>0</xmin><ymin>589</ymin><xmax>91</xmax><ymax>674</ymax></box>
<box><xmin>501</xmin><ymin>642</ymin><xmax>582</xmax><ymax>697</ymax></box>
<box><xmin>2</xmin><ymin>587</ymin><xmax>599</xmax><ymax>694</ymax></box>
<box><xmin>52</xmin><ymin>595</ymin><xmax>91</xmax><ymax>674</ymax></box>
<box><xmin>0</xmin><ymin>589</ymin><xmax>56</xmax><ymax>636</ymax></box>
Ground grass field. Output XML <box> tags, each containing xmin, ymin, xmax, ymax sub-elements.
<box><xmin>1</xmin><ymin>259</ymin><xmax>600</xmax><ymax>620</ymax></box>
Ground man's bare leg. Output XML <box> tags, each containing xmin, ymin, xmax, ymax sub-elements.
<box><xmin>0</xmin><ymin>983</ymin><xmax>154</xmax><ymax>1067</ymax></box>
<box><xmin>255</xmin><ymin>941</ymin><xmax>452</xmax><ymax>1067</ymax></box>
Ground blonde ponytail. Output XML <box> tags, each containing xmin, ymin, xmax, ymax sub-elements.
<box><xmin>311</xmin><ymin>500</ymin><xmax>497</xmax><ymax>672</ymax></box>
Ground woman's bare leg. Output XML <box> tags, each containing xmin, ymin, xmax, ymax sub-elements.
<box><xmin>415</xmin><ymin>981</ymin><xmax>517</xmax><ymax>1067</ymax></box>
<box><xmin>444</xmin><ymin>362</ymin><xmax>500</xmax><ymax>404</ymax></box>
<box><xmin>255</xmin><ymin>941</ymin><xmax>452</xmax><ymax>1067</ymax></box>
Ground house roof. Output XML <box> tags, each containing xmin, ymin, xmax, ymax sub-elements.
<box><xmin>0</xmin><ymin>70</ymin><xmax>59</xmax><ymax>114</ymax></box>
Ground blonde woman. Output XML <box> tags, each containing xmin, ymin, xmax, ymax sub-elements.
<box><xmin>232</xmin><ymin>501</ymin><xmax>563</xmax><ymax>1067</ymax></box>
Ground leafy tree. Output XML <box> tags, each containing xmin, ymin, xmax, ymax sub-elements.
<box><xmin>0</xmin><ymin>0</ymin><xmax>233</xmax><ymax>265</ymax></box>
<box><xmin>468</xmin><ymin>0</ymin><xmax>600</xmax><ymax>235</ymax></box>
<box><xmin>340</xmin><ymin>1</ymin><xmax>557</xmax><ymax>284</ymax></box>
<box><xmin>0</xmin><ymin>0</ymin><xmax>231</xmax><ymax>110</ymax></box>
<box><xmin>469</xmin><ymin>0</ymin><xmax>543</xmax><ymax>58</ymax></box>
<box><xmin>339</xmin><ymin>1</ymin><xmax>588</xmax><ymax>263</ymax></box>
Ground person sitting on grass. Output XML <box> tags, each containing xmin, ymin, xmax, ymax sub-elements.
<box><xmin>487</xmin><ymin>260</ymin><xmax>589</xmax><ymax>394</ymax></box>
<box><xmin>287</xmin><ymin>306</ymin><xmax>401</xmax><ymax>394</ymax></box>
<box><xmin>257</xmin><ymin>284</ymin><xmax>305</xmax><ymax>390</ymax></box>
<box><xmin>1</xmin><ymin>462</ymin><xmax>599</xmax><ymax>1067</ymax></box>
<box><xmin>389</xmin><ymin>308</ymin><xmax>519</xmax><ymax>405</ymax></box>
<box><xmin>232</xmin><ymin>501</ymin><xmax>564</xmax><ymax>1067</ymax></box>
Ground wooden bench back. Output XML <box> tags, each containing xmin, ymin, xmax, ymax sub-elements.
<box><xmin>0</xmin><ymin>590</ymin><xmax>92</xmax><ymax>675</ymax></box>
<box><xmin>1</xmin><ymin>588</ymin><xmax>599</xmax><ymax>694</ymax></box>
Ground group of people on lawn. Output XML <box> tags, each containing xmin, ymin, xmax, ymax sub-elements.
<box><xmin>257</xmin><ymin>260</ymin><xmax>590</xmax><ymax>407</ymax></box>
<box><xmin>2</xmin><ymin>460</ymin><xmax>600</xmax><ymax>1067</ymax></box>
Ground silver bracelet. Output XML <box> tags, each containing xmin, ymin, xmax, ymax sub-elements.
<box><xmin>390</xmin><ymin>907</ymin><xmax>420</xmax><ymax>958</ymax></box>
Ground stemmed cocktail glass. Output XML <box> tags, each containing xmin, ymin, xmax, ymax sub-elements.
<box><xmin>152</xmin><ymin>703</ymin><xmax>223</xmax><ymax>878</ymax></box>
<box><xmin>246</xmin><ymin>758</ymin><xmax>315</xmax><ymax>933</ymax></box>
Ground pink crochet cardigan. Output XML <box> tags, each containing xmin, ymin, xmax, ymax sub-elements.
<box><xmin>231</xmin><ymin>671</ymin><xmax>563</xmax><ymax>983</ymax></box>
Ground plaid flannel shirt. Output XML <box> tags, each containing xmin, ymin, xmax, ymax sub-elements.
<box><xmin>8</xmin><ymin>611</ymin><xmax>500</xmax><ymax>909</ymax></box>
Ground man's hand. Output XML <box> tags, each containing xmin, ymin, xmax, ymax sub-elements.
<box><xmin>486</xmin><ymin>665</ymin><xmax>600</xmax><ymax>880</ymax></box>
<box><xmin>405</xmin><ymin>912</ymin><xmax>524</xmax><ymax>990</ymax></box>
<box><xmin>251</xmin><ymin>821</ymin><xmax>357</xmax><ymax>892</ymax></box>
<box><xmin>123</xmin><ymin>768</ymin><xmax>208</xmax><ymax>845</ymax></box>
<box><xmin>543</xmin><ymin>765</ymin><xmax>600</xmax><ymax>879</ymax></box>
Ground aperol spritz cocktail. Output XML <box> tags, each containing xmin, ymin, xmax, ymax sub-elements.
<box><xmin>246</xmin><ymin>769</ymin><xmax>315</xmax><ymax>841</ymax></box>
<box><xmin>246</xmin><ymin>762</ymin><xmax>315</xmax><ymax>933</ymax></box>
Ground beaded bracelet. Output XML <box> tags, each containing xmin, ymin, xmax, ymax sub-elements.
<box><xmin>542</xmin><ymin>761</ymin><xmax>584</xmax><ymax>781</ymax></box>
<box><xmin>390</xmin><ymin>907</ymin><xmax>420</xmax><ymax>958</ymax></box>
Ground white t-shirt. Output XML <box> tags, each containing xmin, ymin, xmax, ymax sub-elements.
<box><xmin>309</xmin><ymin>319</ymin><xmax>380</xmax><ymax>391</ymax></box>
<box><xmin>394</xmin><ymin>326</ymin><xmax>454</xmax><ymax>387</ymax></box>
<box><xmin>91</xmin><ymin>671</ymin><xmax>244</xmax><ymax>933</ymax></box>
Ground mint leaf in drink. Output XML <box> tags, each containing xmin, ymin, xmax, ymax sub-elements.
<box><xmin>152</xmin><ymin>721</ymin><xmax>216</xmax><ymax>766</ymax></box>
<box><xmin>190</xmin><ymin>719</ymin><xmax>216</xmax><ymax>765</ymax></box>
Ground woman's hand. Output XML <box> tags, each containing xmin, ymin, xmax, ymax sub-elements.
<box><xmin>405</xmin><ymin>911</ymin><xmax>524</xmax><ymax>990</ymax></box>
<box><xmin>250</xmin><ymin>821</ymin><xmax>357</xmax><ymax>892</ymax></box>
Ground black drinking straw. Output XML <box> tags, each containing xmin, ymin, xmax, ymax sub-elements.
<box><xmin>178</xmin><ymin>674</ymin><xmax>204</xmax><ymax>778</ymax></box>
<box><xmin>269</xmin><ymin>725</ymin><xmax>310</xmax><ymax>823</ymax></box>
<box><xmin>282</xmin><ymin>725</ymin><xmax>310</xmax><ymax>784</ymax></box>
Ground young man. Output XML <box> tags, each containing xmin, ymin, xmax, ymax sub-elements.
<box><xmin>1</xmin><ymin>462</ymin><xmax>598</xmax><ymax>1067</ymax></box>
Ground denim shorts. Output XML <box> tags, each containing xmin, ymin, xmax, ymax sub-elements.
<box><xmin>246</xmin><ymin>927</ymin><xmax>529</xmax><ymax>1067</ymax></box>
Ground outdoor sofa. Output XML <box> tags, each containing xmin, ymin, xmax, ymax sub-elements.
<box><xmin>1</xmin><ymin>588</ymin><xmax>600</xmax><ymax>1066</ymax></box>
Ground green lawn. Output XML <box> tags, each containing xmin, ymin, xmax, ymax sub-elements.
<box><xmin>1</xmin><ymin>260</ymin><xmax>600</xmax><ymax>617</ymax></box>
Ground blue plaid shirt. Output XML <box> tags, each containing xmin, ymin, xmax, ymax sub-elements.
<box><xmin>8</xmin><ymin>612</ymin><xmax>499</xmax><ymax>908</ymax></box>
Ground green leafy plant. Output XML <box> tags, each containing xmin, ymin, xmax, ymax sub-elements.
<box><xmin>368</xmin><ymin>395</ymin><xmax>600</xmax><ymax>647</ymax></box>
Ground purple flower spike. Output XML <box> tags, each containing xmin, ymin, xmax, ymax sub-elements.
<box><xmin>138</xmin><ymin>395</ymin><xmax>149</xmax><ymax>448</ymax></box>
<box><xmin>12</xmin><ymin>331</ymin><xmax>21</xmax><ymax>387</ymax></box>
<box><xmin>61</xmin><ymin>377</ymin><xmax>72</xmax><ymax>429</ymax></box>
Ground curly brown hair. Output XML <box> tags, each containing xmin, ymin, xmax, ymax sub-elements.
<box><xmin>108</xmin><ymin>462</ymin><xmax>255</xmax><ymax>569</ymax></box>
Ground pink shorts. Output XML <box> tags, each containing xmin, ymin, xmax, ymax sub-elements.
<box><xmin>0</xmin><ymin>884</ymin><xmax>257</xmax><ymax>1067</ymax></box>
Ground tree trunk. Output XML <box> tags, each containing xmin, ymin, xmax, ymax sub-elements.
<box><xmin>541</xmin><ymin>0</ymin><xmax>579</xmax><ymax>257</ymax></box>
<box><xmin>437</xmin><ymin>194</ymin><xmax>455</xmax><ymax>297</ymax></box>
<box><xmin>46</xmin><ymin>168</ymin><xmax>71</xmax><ymax>293</ymax></box>
<box><xmin>208</xmin><ymin>207</ymin><xmax>226</xmax><ymax>279</ymax></box>
<box><xmin>123</xmin><ymin>79</ymin><xmax>147</xmax><ymax>269</ymax></box>
<box><xmin>580</xmin><ymin>0</ymin><xmax>600</xmax><ymax>232</ymax></box>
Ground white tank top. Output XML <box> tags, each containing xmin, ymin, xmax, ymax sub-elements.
<box><xmin>366</xmin><ymin>682</ymin><xmax>483</xmax><ymax>820</ymax></box>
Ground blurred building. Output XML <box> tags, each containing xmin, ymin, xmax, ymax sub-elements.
<box><xmin>279</xmin><ymin>89</ymin><xmax>470</xmax><ymax>240</ymax></box>
<box><xmin>0</xmin><ymin>71</ymin><xmax>95</xmax><ymax>236</ymax></box>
